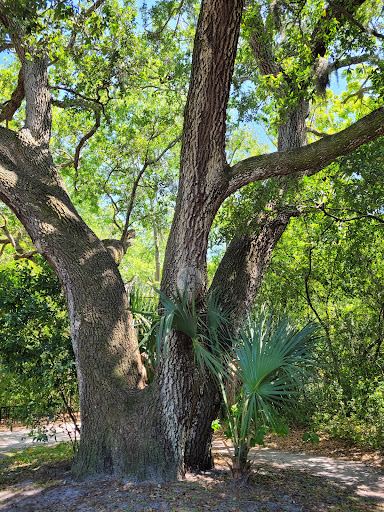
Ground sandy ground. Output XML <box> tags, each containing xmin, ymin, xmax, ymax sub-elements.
<box><xmin>213</xmin><ymin>440</ymin><xmax>384</xmax><ymax>502</ymax></box>
<box><xmin>0</xmin><ymin>427</ymin><xmax>383</xmax><ymax>511</ymax></box>
<box><xmin>0</xmin><ymin>423</ymin><xmax>78</xmax><ymax>457</ymax></box>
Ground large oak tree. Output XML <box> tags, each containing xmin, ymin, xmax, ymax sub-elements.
<box><xmin>0</xmin><ymin>0</ymin><xmax>383</xmax><ymax>480</ymax></box>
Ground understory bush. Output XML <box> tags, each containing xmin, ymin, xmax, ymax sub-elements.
<box><xmin>309</xmin><ymin>378</ymin><xmax>384</xmax><ymax>450</ymax></box>
<box><xmin>0</xmin><ymin>258</ymin><xmax>78</xmax><ymax>427</ymax></box>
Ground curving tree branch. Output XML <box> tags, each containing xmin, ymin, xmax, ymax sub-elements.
<box><xmin>225</xmin><ymin>106</ymin><xmax>384</xmax><ymax>197</ymax></box>
<box><xmin>327</xmin><ymin>0</ymin><xmax>384</xmax><ymax>41</ymax></box>
<box><xmin>306</xmin><ymin>127</ymin><xmax>331</xmax><ymax>138</ymax></box>
<box><xmin>0</xmin><ymin>68</ymin><xmax>24</xmax><ymax>125</ymax></box>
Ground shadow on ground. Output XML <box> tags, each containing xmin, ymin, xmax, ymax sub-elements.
<box><xmin>0</xmin><ymin>450</ymin><xmax>382</xmax><ymax>512</ymax></box>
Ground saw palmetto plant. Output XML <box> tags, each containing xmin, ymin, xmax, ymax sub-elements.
<box><xmin>135</xmin><ymin>287</ymin><xmax>319</xmax><ymax>478</ymax></box>
<box><xmin>218</xmin><ymin>315</ymin><xmax>319</xmax><ymax>478</ymax></box>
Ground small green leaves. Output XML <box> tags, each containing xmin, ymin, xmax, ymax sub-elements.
<box><xmin>303</xmin><ymin>431</ymin><xmax>320</xmax><ymax>444</ymax></box>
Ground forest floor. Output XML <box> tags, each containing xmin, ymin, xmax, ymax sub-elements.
<box><xmin>0</xmin><ymin>427</ymin><xmax>383</xmax><ymax>512</ymax></box>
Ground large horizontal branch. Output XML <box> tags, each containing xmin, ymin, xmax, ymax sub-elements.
<box><xmin>328</xmin><ymin>53</ymin><xmax>372</xmax><ymax>73</ymax></box>
<box><xmin>51</xmin><ymin>86</ymin><xmax>106</xmax><ymax>109</ymax></box>
<box><xmin>52</xmin><ymin>97</ymin><xmax>102</xmax><ymax>112</ymax></box>
<box><xmin>225</xmin><ymin>106</ymin><xmax>384</xmax><ymax>197</ymax></box>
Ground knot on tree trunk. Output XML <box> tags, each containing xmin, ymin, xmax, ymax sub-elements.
<box><xmin>102</xmin><ymin>229</ymin><xmax>135</xmax><ymax>265</ymax></box>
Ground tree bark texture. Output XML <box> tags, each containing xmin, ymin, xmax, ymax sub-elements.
<box><xmin>163</xmin><ymin>0</ymin><xmax>384</xmax><ymax>473</ymax></box>
<box><xmin>159</xmin><ymin>0</ymin><xmax>244</xmax><ymax>475</ymax></box>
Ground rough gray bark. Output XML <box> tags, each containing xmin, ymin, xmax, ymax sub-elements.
<box><xmin>0</xmin><ymin>28</ymin><xmax>167</xmax><ymax>479</ymax></box>
<box><xmin>210</xmin><ymin>212</ymin><xmax>297</xmax><ymax>322</ymax></box>
<box><xmin>161</xmin><ymin>0</ymin><xmax>244</xmax><ymax>297</ymax></box>
<box><xmin>172</xmin><ymin>0</ymin><xmax>384</xmax><ymax>473</ymax></box>
<box><xmin>159</xmin><ymin>0</ymin><xmax>245</xmax><ymax>475</ymax></box>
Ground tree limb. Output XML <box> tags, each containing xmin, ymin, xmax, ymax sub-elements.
<box><xmin>328</xmin><ymin>53</ymin><xmax>373</xmax><ymax>73</ymax></box>
<box><xmin>247</xmin><ymin>6</ymin><xmax>282</xmax><ymax>77</ymax></box>
<box><xmin>145</xmin><ymin>0</ymin><xmax>185</xmax><ymax>39</ymax></box>
<box><xmin>0</xmin><ymin>40</ymin><xmax>13</xmax><ymax>52</ymax></box>
<box><xmin>0</xmin><ymin>68</ymin><xmax>24</xmax><ymax>124</ymax></box>
<box><xmin>0</xmin><ymin>214</ymin><xmax>37</xmax><ymax>261</ymax></box>
<box><xmin>342</xmin><ymin>86</ymin><xmax>371</xmax><ymax>104</ymax></box>
<box><xmin>327</xmin><ymin>0</ymin><xmax>384</xmax><ymax>41</ymax></box>
<box><xmin>225</xmin><ymin>106</ymin><xmax>384</xmax><ymax>197</ymax></box>
<box><xmin>317</xmin><ymin>204</ymin><xmax>384</xmax><ymax>224</ymax></box>
<box><xmin>0</xmin><ymin>5</ymin><xmax>52</xmax><ymax>145</ymax></box>
<box><xmin>73</xmin><ymin>109</ymin><xmax>101</xmax><ymax>171</ymax></box>
<box><xmin>310</xmin><ymin>0</ymin><xmax>367</xmax><ymax>58</ymax></box>
<box><xmin>121</xmin><ymin>135</ymin><xmax>181</xmax><ymax>240</ymax></box>
<box><xmin>67</xmin><ymin>0</ymin><xmax>108</xmax><ymax>50</ymax></box>
<box><xmin>306</xmin><ymin>127</ymin><xmax>331</xmax><ymax>138</ymax></box>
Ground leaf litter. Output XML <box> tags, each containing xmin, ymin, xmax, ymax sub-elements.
<box><xmin>0</xmin><ymin>431</ymin><xmax>383</xmax><ymax>512</ymax></box>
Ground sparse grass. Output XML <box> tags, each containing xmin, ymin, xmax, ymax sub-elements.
<box><xmin>0</xmin><ymin>441</ymin><xmax>73</xmax><ymax>488</ymax></box>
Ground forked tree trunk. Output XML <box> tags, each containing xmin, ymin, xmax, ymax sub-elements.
<box><xmin>1</xmin><ymin>0</ymin><xmax>384</xmax><ymax>483</ymax></box>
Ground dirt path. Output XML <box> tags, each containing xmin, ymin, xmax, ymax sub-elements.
<box><xmin>214</xmin><ymin>440</ymin><xmax>384</xmax><ymax>502</ymax></box>
<box><xmin>0</xmin><ymin>424</ymin><xmax>77</xmax><ymax>456</ymax></box>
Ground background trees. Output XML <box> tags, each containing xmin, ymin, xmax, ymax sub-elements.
<box><xmin>0</xmin><ymin>0</ymin><xmax>383</xmax><ymax>481</ymax></box>
<box><xmin>0</xmin><ymin>258</ymin><xmax>77</xmax><ymax>425</ymax></box>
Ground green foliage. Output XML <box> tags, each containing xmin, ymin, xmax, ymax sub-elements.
<box><xmin>129</xmin><ymin>282</ymin><xmax>159</xmax><ymax>381</ymax></box>
<box><xmin>216</xmin><ymin>314</ymin><xmax>319</xmax><ymax>478</ymax></box>
<box><xmin>0</xmin><ymin>258</ymin><xmax>77</xmax><ymax>424</ymax></box>
<box><xmin>305</xmin><ymin>378</ymin><xmax>384</xmax><ymax>450</ymax></box>
<box><xmin>302</xmin><ymin>431</ymin><xmax>319</xmax><ymax>444</ymax></box>
<box><xmin>232</xmin><ymin>0</ymin><xmax>383</xmax><ymax>138</ymax></box>
<box><xmin>155</xmin><ymin>288</ymin><xmax>232</xmax><ymax>378</ymax></box>
<box><xmin>0</xmin><ymin>441</ymin><xmax>73</xmax><ymax>488</ymax></box>
<box><xmin>252</xmin><ymin>143</ymin><xmax>384</xmax><ymax>448</ymax></box>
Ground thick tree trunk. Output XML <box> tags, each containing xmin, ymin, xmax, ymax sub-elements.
<box><xmin>2</xmin><ymin>0</ymin><xmax>383</xmax><ymax>483</ymax></box>
<box><xmin>185</xmin><ymin>10</ymin><xmax>309</xmax><ymax>467</ymax></box>
<box><xmin>0</xmin><ymin>130</ymin><xmax>182</xmax><ymax>480</ymax></box>
<box><xmin>159</xmin><ymin>0</ymin><xmax>244</xmax><ymax>475</ymax></box>
<box><xmin>278</xmin><ymin>100</ymin><xmax>310</xmax><ymax>152</ymax></box>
